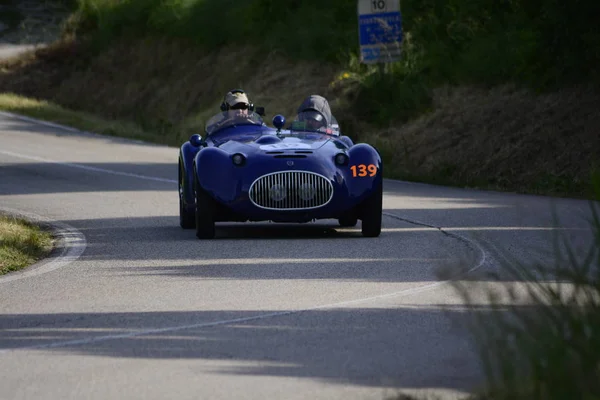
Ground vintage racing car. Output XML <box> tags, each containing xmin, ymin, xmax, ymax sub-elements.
<box><xmin>178</xmin><ymin>108</ymin><xmax>382</xmax><ymax>239</ymax></box>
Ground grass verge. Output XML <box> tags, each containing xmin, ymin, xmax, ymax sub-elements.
<box><xmin>0</xmin><ymin>92</ymin><xmax>165</xmax><ymax>144</ymax></box>
<box><xmin>443</xmin><ymin>190</ymin><xmax>600</xmax><ymax>399</ymax></box>
<box><xmin>0</xmin><ymin>213</ymin><xmax>54</xmax><ymax>275</ymax></box>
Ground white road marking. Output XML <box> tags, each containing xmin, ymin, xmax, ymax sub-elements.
<box><xmin>0</xmin><ymin>110</ymin><xmax>151</xmax><ymax>145</ymax></box>
<box><xmin>0</xmin><ymin>110</ymin><xmax>84</xmax><ymax>134</ymax></box>
<box><xmin>0</xmin><ymin>207</ymin><xmax>87</xmax><ymax>284</ymax></box>
<box><xmin>381</xmin><ymin>226</ymin><xmax>587</xmax><ymax>232</ymax></box>
<box><xmin>117</xmin><ymin>257</ymin><xmax>443</xmax><ymax>266</ymax></box>
<box><xmin>0</xmin><ymin>150</ymin><xmax>176</xmax><ymax>184</ymax></box>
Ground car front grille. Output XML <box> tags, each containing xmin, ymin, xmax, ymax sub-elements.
<box><xmin>249</xmin><ymin>171</ymin><xmax>333</xmax><ymax>210</ymax></box>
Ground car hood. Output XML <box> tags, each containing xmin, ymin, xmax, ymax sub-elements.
<box><xmin>254</xmin><ymin>136</ymin><xmax>330</xmax><ymax>151</ymax></box>
<box><xmin>217</xmin><ymin>133</ymin><xmax>347</xmax><ymax>155</ymax></box>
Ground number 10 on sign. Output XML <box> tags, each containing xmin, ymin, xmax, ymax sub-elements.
<box><xmin>371</xmin><ymin>0</ymin><xmax>387</xmax><ymax>11</ymax></box>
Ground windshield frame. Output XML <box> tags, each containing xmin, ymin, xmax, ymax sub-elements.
<box><xmin>205</xmin><ymin>110</ymin><xmax>265</xmax><ymax>135</ymax></box>
<box><xmin>288</xmin><ymin>115</ymin><xmax>340</xmax><ymax>136</ymax></box>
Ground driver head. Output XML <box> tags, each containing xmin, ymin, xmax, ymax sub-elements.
<box><xmin>297</xmin><ymin>110</ymin><xmax>327</xmax><ymax>130</ymax></box>
<box><xmin>224</xmin><ymin>90</ymin><xmax>250</xmax><ymax>114</ymax></box>
<box><xmin>297</xmin><ymin>95</ymin><xmax>332</xmax><ymax>127</ymax></box>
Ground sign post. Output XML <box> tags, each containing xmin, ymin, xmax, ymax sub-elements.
<box><xmin>357</xmin><ymin>0</ymin><xmax>402</xmax><ymax>65</ymax></box>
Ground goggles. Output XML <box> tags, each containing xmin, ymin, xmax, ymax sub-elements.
<box><xmin>230</xmin><ymin>103</ymin><xmax>249</xmax><ymax>110</ymax></box>
<box><xmin>298</xmin><ymin>110</ymin><xmax>327</xmax><ymax>127</ymax></box>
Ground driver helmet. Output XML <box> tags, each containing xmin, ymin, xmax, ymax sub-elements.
<box><xmin>298</xmin><ymin>110</ymin><xmax>327</xmax><ymax>130</ymax></box>
<box><xmin>297</xmin><ymin>95</ymin><xmax>332</xmax><ymax>131</ymax></box>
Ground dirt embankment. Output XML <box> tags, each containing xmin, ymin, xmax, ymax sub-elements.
<box><xmin>374</xmin><ymin>84</ymin><xmax>600</xmax><ymax>194</ymax></box>
<box><xmin>1</xmin><ymin>37</ymin><xmax>599</xmax><ymax>198</ymax></box>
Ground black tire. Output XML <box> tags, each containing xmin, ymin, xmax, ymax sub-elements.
<box><xmin>194</xmin><ymin>170</ymin><xmax>216</xmax><ymax>239</ymax></box>
<box><xmin>179</xmin><ymin>162</ymin><xmax>195</xmax><ymax>229</ymax></box>
<box><xmin>338</xmin><ymin>215</ymin><xmax>358</xmax><ymax>227</ymax></box>
<box><xmin>360</xmin><ymin>181</ymin><xmax>382</xmax><ymax>237</ymax></box>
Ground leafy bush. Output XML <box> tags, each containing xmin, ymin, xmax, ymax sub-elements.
<box><xmin>449</xmin><ymin>174</ymin><xmax>600</xmax><ymax>399</ymax></box>
<box><xmin>69</xmin><ymin>0</ymin><xmax>357</xmax><ymax>62</ymax></box>
<box><xmin>65</xmin><ymin>0</ymin><xmax>600</xmax><ymax>127</ymax></box>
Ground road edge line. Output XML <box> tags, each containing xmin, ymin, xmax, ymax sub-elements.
<box><xmin>0</xmin><ymin>207</ymin><xmax>87</xmax><ymax>284</ymax></box>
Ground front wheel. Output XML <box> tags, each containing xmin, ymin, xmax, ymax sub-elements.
<box><xmin>194</xmin><ymin>170</ymin><xmax>216</xmax><ymax>239</ymax></box>
<box><xmin>179</xmin><ymin>162</ymin><xmax>195</xmax><ymax>229</ymax></box>
<box><xmin>360</xmin><ymin>181</ymin><xmax>382</xmax><ymax>237</ymax></box>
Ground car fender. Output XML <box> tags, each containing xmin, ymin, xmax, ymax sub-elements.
<box><xmin>338</xmin><ymin>135</ymin><xmax>354</xmax><ymax>148</ymax></box>
<box><xmin>180</xmin><ymin>141</ymin><xmax>202</xmax><ymax>206</ymax></box>
<box><xmin>342</xmin><ymin>143</ymin><xmax>383</xmax><ymax>198</ymax></box>
<box><xmin>195</xmin><ymin>147</ymin><xmax>243</xmax><ymax>203</ymax></box>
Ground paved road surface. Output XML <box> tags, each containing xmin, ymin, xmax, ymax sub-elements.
<box><xmin>0</xmin><ymin>112</ymin><xmax>595</xmax><ymax>399</ymax></box>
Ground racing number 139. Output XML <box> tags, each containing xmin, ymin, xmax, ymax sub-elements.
<box><xmin>351</xmin><ymin>164</ymin><xmax>377</xmax><ymax>177</ymax></box>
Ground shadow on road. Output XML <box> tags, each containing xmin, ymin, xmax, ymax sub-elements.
<box><xmin>54</xmin><ymin>213</ymin><xmax>480</xmax><ymax>283</ymax></box>
<box><xmin>0</xmin><ymin>306</ymin><xmax>487</xmax><ymax>392</ymax></box>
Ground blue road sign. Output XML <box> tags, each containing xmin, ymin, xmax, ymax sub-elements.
<box><xmin>357</xmin><ymin>0</ymin><xmax>402</xmax><ymax>64</ymax></box>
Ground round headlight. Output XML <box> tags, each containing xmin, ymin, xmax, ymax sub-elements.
<box><xmin>334</xmin><ymin>153</ymin><xmax>349</xmax><ymax>166</ymax></box>
<box><xmin>232</xmin><ymin>153</ymin><xmax>246</xmax><ymax>166</ymax></box>
<box><xmin>298</xmin><ymin>183</ymin><xmax>316</xmax><ymax>201</ymax></box>
<box><xmin>269</xmin><ymin>184</ymin><xmax>287</xmax><ymax>201</ymax></box>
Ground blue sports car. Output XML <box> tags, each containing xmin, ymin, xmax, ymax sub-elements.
<box><xmin>178</xmin><ymin>108</ymin><xmax>382</xmax><ymax>239</ymax></box>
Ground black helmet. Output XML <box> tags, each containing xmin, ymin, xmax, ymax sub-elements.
<box><xmin>297</xmin><ymin>95</ymin><xmax>332</xmax><ymax>126</ymax></box>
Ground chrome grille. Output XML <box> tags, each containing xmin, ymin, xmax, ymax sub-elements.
<box><xmin>249</xmin><ymin>171</ymin><xmax>333</xmax><ymax>210</ymax></box>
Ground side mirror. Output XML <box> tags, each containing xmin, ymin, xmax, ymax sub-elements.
<box><xmin>189</xmin><ymin>134</ymin><xmax>204</xmax><ymax>147</ymax></box>
<box><xmin>272</xmin><ymin>115</ymin><xmax>286</xmax><ymax>131</ymax></box>
<box><xmin>255</xmin><ymin>106</ymin><xmax>266</xmax><ymax>117</ymax></box>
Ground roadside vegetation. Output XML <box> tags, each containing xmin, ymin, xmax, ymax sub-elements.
<box><xmin>1</xmin><ymin>0</ymin><xmax>599</xmax><ymax>198</ymax></box>
<box><xmin>0</xmin><ymin>213</ymin><xmax>54</xmax><ymax>275</ymax></box>
<box><xmin>389</xmin><ymin>183</ymin><xmax>600</xmax><ymax>399</ymax></box>
<box><xmin>0</xmin><ymin>1</ymin><xmax>599</xmax><ymax>397</ymax></box>
<box><xmin>0</xmin><ymin>0</ymin><xmax>72</xmax><ymax>44</ymax></box>
<box><xmin>0</xmin><ymin>92</ymin><xmax>161</xmax><ymax>143</ymax></box>
<box><xmin>0</xmin><ymin>0</ymin><xmax>23</xmax><ymax>34</ymax></box>
<box><xmin>448</xmin><ymin>179</ymin><xmax>600</xmax><ymax>399</ymax></box>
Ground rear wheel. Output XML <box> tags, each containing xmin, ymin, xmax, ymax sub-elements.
<box><xmin>194</xmin><ymin>170</ymin><xmax>216</xmax><ymax>239</ymax></box>
<box><xmin>179</xmin><ymin>162</ymin><xmax>195</xmax><ymax>229</ymax></box>
<box><xmin>360</xmin><ymin>181</ymin><xmax>382</xmax><ymax>237</ymax></box>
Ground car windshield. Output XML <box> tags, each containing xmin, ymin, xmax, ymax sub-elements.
<box><xmin>289</xmin><ymin>116</ymin><xmax>340</xmax><ymax>136</ymax></box>
<box><xmin>205</xmin><ymin>110</ymin><xmax>264</xmax><ymax>135</ymax></box>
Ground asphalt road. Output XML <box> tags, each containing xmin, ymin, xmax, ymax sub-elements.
<box><xmin>0</xmin><ymin>112</ymin><xmax>596</xmax><ymax>400</ymax></box>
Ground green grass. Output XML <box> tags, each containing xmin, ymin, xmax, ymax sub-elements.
<box><xmin>0</xmin><ymin>93</ymin><xmax>169</xmax><ymax>144</ymax></box>
<box><xmin>63</xmin><ymin>0</ymin><xmax>600</xmax><ymax>127</ymax></box>
<box><xmin>66</xmin><ymin>0</ymin><xmax>357</xmax><ymax>62</ymax></box>
<box><xmin>0</xmin><ymin>214</ymin><xmax>54</xmax><ymax>275</ymax></box>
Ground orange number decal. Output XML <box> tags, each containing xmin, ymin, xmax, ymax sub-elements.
<box><xmin>367</xmin><ymin>164</ymin><xmax>377</xmax><ymax>176</ymax></box>
<box><xmin>358</xmin><ymin>164</ymin><xmax>367</xmax><ymax>177</ymax></box>
<box><xmin>351</xmin><ymin>164</ymin><xmax>378</xmax><ymax>177</ymax></box>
